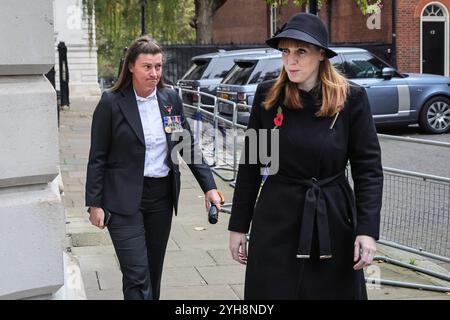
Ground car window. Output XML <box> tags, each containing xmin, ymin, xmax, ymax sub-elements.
<box><xmin>343</xmin><ymin>53</ymin><xmax>390</xmax><ymax>79</ymax></box>
<box><xmin>329</xmin><ymin>55</ymin><xmax>345</xmax><ymax>74</ymax></box>
<box><xmin>203</xmin><ymin>56</ymin><xmax>237</xmax><ymax>79</ymax></box>
<box><xmin>248</xmin><ymin>58</ymin><xmax>282</xmax><ymax>84</ymax></box>
<box><xmin>182</xmin><ymin>58</ymin><xmax>211</xmax><ymax>80</ymax></box>
<box><xmin>222</xmin><ymin>60</ymin><xmax>257</xmax><ymax>85</ymax></box>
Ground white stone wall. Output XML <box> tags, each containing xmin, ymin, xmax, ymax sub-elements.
<box><xmin>0</xmin><ymin>76</ymin><xmax>59</xmax><ymax>187</ymax></box>
<box><xmin>0</xmin><ymin>2</ymin><xmax>54</xmax><ymax>75</ymax></box>
<box><xmin>0</xmin><ymin>180</ymin><xmax>64</xmax><ymax>299</ymax></box>
<box><xmin>0</xmin><ymin>0</ymin><xmax>65</xmax><ymax>299</ymax></box>
<box><xmin>53</xmin><ymin>0</ymin><xmax>100</xmax><ymax>98</ymax></box>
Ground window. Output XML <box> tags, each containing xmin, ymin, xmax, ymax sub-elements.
<box><xmin>423</xmin><ymin>4</ymin><xmax>444</xmax><ymax>17</ymax></box>
<box><xmin>222</xmin><ymin>60</ymin><xmax>257</xmax><ymax>85</ymax></box>
<box><xmin>182</xmin><ymin>59</ymin><xmax>210</xmax><ymax>80</ymax></box>
<box><xmin>343</xmin><ymin>53</ymin><xmax>390</xmax><ymax>78</ymax></box>
<box><xmin>248</xmin><ymin>58</ymin><xmax>282</xmax><ymax>84</ymax></box>
<box><xmin>329</xmin><ymin>55</ymin><xmax>345</xmax><ymax>74</ymax></box>
<box><xmin>204</xmin><ymin>57</ymin><xmax>236</xmax><ymax>79</ymax></box>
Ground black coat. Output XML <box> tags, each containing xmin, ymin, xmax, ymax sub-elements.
<box><xmin>85</xmin><ymin>84</ymin><xmax>216</xmax><ymax>215</ymax></box>
<box><xmin>228</xmin><ymin>80</ymin><xmax>383</xmax><ymax>299</ymax></box>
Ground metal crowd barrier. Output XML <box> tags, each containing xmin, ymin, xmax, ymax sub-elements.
<box><xmin>362</xmin><ymin>135</ymin><xmax>450</xmax><ymax>292</ymax></box>
<box><xmin>175</xmin><ymin>87</ymin><xmax>247</xmax><ymax>183</ymax></box>
<box><xmin>367</xmin><ymin>169</ymin><xmax>450</xmax><ymax>292</ymax></box>
<box><xmin>174</xmin><ymin>86</ymin><xmax>247</xmax><ymax>211</ymax></box>
<box><xmin>174</xmin><ymin>85</ymin><xmax>450</xmax><ymax>292</ymax></box>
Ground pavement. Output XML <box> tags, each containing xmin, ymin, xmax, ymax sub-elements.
<box><xmin>58</xmin><ymin>96</ymin><xmax>450</xmax><ymax>300</ymax></box>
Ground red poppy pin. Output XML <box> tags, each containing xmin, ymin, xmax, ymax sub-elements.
<box><xmin>273</xmin><ymin>106</ymin><xmax>283</xmax><ymax>129</ymax></box>
<box><xmin>165</xmin><ymin>105</ymin><xmax>172</xmax><ymax>114</ymax></box>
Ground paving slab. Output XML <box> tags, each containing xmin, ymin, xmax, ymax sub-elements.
<box><xmin>164</xmin><ymin>249</ymin><xmax>217</xmax><ymax>268</ymax></box>
<box><xmin>230</xmin><ymin>284</ymin><xmax>245</xmax><ymax>300</ymax></box>
<box><xmin>161</xmin><ymin>285</ymin><xmax>240</xmax><ymax>300</ymax></box>
<box><xmin>97</xmin><ymin>269</ymin><xmax>123</xmax><ymax>291</ymax></box>
<box><xmin>85</xmin><ymin>288</ymin><xmax>123</xmax><ymax>300</ymax></box>
<box><xmin>76</xmin><ymin>254</ymin><xmax>119</xmax><ymax>272</ymax></box>
<box><xmin>161</xmin><ymin>267</ymin><xmax>208</xmax><ymax>287</ymax></box>
<box><xmin>196</xmin><ymin>265</ymin><xmax>246</xmax><ymax>286</ymax></box>
<box><xmin>70</xmin><ymin>231</ymin><xmax>113</xmax><ymax>247</ymax></box>
<box><xmin>70</xmin><ymin>245</ymin><xmax>116</xmax><ymax>256</ymax></box>
<box><xmin>206</xmin><ymin>249</ymin><xmax>237</xmax><ymax>266</ymax></box>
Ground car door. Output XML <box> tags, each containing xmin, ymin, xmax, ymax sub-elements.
<box><xmin>342</xmin><ymin>52</ymin><xmax>410</xmax><ymax>121</ymax></box>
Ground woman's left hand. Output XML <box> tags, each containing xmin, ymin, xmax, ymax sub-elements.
<box><xmin>205</xmin><ymin>189</ymin><xmax>222</xmax><ymax>211</ymax></box>
<box><xmin>353</xmin><ymin>235</ymin><xmax>377</xmax><ymax>270</ymax></box>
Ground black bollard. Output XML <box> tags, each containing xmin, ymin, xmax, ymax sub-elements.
<box><xmin>58</xmin><ymin>41</ymin><xmax>70</xmax><ymax>108</ymax></box>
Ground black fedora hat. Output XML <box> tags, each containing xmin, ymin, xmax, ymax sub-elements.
<box><xmin>266</xmin><ymin>13</ymin><xmax>337</xmax><ymax>58</ymax></box>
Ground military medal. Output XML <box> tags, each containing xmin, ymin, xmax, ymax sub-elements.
<box><xmin>174</xmin><ymin>115</ymin><xmax>182</xmax><ymax>132</ymax></box>
<box><xmin>163</xmin><ymin>115</ymin><xmax>183</xmax><ymax>134</ymax></box>
<box><xmin>165</xmin><ymin>116</ymin><xmax>173</xmax><ymax>133</ymax></box>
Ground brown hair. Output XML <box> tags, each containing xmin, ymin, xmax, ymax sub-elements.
<box><xmin>111</xmin><ymin>35</ymin><xmax>166</xmax><ymax>92</ymax></box>
<box><xmin>264</xmin><ymin>39</ymin><xmax>349</xmax><ymax>117</ymax></box>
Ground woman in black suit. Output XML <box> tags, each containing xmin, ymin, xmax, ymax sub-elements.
<box><xmin>228</xmin><ymin>13</ymin><xmax>383</xmax><ymax>299</ymax></box>
<box><xmin>85</xmin><ymin>36</ymin><xmax>222</xmax><ymax>300</ymax></box>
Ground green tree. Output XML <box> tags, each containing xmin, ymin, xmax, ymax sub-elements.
<box><xmin>83</xmin><ymin>0</ymin><xmax>196</xmax><ymax>77</ymax></box>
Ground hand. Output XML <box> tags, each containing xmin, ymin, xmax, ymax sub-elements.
<box><xmin>88</xmin><ymin>207</ymin><xmax>106</xmax><ymax>229</ymax></box>
<box><xmin>353</xmin><ymin>235</ymin><xmax>377</xmax><ymax>270</ymax></box>
<box><xmin>229</xmin><ymin>231</ymin><xmax>247</xmax><ymax>265</ymax></box>
<box><xmin>205</xmin><ymin>189</ymin><xmax>222</xmax><ymax>211</ymax></box>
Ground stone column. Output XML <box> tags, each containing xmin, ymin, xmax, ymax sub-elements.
<box><xmin>0</xmin><ymin>0</ymin><xmax>65</xmax><ymax>299</ymax></box>
<box><xmin>53</xmin><ymin>0</ymin><xmax>101</xmax><ymax>98</ymax></box>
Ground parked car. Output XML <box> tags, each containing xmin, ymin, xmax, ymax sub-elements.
<box><xmin>177</xmin><ymin>48</ymin><xmax>272</xmax><ymax>109</ymax></box>
<box><xmin>217</xmin><ymin>47</ymin><xmax>450</xmax><ymax>133</ymax></box>
<box><xmin>98</xmin><ymin>76</ymin><xmax>117</xmax><ymax>92</ymax></box>
<box><xmin>217</xmin><ymin>49</ymin><xmax>282</xmax><ymax>124</ymax></box>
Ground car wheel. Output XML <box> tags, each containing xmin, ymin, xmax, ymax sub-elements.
<box><xmin>419</xmin><ymin>96</ymin><xmax>450</xmax><ymax>134</ymax></box>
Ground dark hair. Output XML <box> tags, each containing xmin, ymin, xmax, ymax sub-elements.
<box><xmin>111</xmin><ymin>35</ymin><xmax>166</xmax><ymax>92</ymax></box>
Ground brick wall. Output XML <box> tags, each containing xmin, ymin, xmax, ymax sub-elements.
<box><xmin>320</xmin><ymin>0</ymin><xmax>392</xmax><ymax>44</ymax></box>
<box><xmin>396</xmin><ymin>0</ymin><xmax>421</xmax><ymax>73</ymax></box>
<box><xmin>397</xmin><ymin>0</ymin><xmax>450</xmax><ymax>75</ymax></box>
<box><xmin>276</xmin><ymin>1</ymin><xmax>305</xmax><ymax>27</ymax></box>
<box><xmin>212</xmin><ymin>0</ymin><xmax>304</xmax><ymax>44</ymax></box>
<box><xmin>212</xmin><ymin>0</ymin><xmax>268</xmax><ymax>44</ymax></box>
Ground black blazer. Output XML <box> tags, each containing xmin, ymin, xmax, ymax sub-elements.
<box><xmin>85</xmin><ymin>84</ymin><xmax>216</xmax><ymax>215</ymax></box>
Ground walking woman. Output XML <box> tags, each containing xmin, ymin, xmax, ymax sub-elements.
<box><xmin>86</xmin><ymin>36</ymin><xmax>222</xmax><ymax>300</ymax></box>
<box><xmin>228</xmin><ymin>13</ymin><xmax>383</xmax><ymax>299</ymax></box>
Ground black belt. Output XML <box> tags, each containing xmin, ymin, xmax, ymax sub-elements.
<box><xmin>270</xmin><ymin>171</ymin><xmax>346</xmax><ymax>260</ymax></box>
<box><xmin>144</xmin><ymin>171</ymin><xmax>172</xmax><ymax>181</ymax></box>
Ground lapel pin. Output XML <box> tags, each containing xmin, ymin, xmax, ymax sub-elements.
<box><xmin>329</xmin><ymin>112</ymin><xmax>340</xmax><ymax>130</ymax></box>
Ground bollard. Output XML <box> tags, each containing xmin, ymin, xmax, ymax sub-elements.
<box><xmin>58</xmin><ymin>41</ymin><xmax>70</xmax><ymax>108</ymax></box>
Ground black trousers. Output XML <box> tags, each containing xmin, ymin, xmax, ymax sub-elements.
<box><xmin>107</xmin><ymin>175</ymin><xmax>173</xmax><ymax>300</ymax></box>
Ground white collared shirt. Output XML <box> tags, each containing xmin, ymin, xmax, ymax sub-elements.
<box><xmin>134</xmin><ymin>89</ymin><xmax>170</xmax><ymax>177</ymax></box>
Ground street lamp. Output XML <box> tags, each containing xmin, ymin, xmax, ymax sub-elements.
<box><xmin>140</xmin><ymin>0</ymin><xmax>147</xmax><ymax>35</ymax></box>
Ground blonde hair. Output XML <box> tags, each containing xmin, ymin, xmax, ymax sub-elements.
<box><xmin>264</xmin><ymin>39</ymin><xmax>349</xmax><ymax>117</ymax></box>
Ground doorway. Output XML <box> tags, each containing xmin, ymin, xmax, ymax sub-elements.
<box><xmin>421</xmin><ymin>3</ymin><xmax>449</xmax><ymax>76</ymax></box>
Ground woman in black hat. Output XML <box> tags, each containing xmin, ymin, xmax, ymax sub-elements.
<box><xmin>228</xmin><ymin>13</ymin><xmax>383</xmax><ymax>299</ymax></box>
